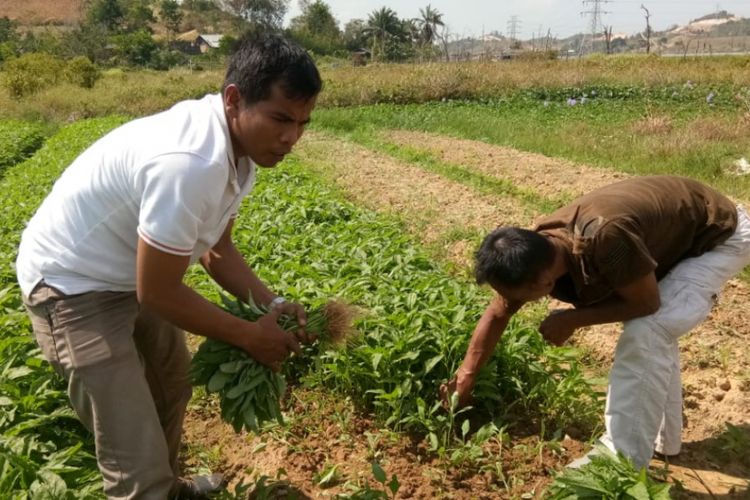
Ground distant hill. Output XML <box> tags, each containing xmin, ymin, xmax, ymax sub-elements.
<box><xmin>448</xmin><ymin>10</ymin><xmax>750</xmax><ymax>58</ymax></box>
<box><xmin>0</xmin><ymin>0</ymin><xmax>84</xmax><ymax>25</ymax></box>
<box><xmin>1</xmin><ymin>0</ymin><xmax>241</xmax><ymax>36</ymax></box>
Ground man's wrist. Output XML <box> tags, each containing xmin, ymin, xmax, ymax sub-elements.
<box><xmin>456</xmin><ymin>366</ymin><xmax>477</xmax><ymax>384</ymax></box>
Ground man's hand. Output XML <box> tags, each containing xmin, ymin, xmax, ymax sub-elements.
<box><xmin>272</xmin><ymin>300</ymin><xmax>315</xmax><ymax>343</ymax></box>
<box><xmin>439</xmin><ymin>369</ymin><xmax>475</xmax><ymax>409</ymax></box>
<box><xmin>243</xmin><ymin>308</ymin><xmax>301</xmax><ymax>371</ymax></box>
<box><xmin>539</xmin><ymin>309</ymin><xmax>577</xmax><ymax>346</ymax></box>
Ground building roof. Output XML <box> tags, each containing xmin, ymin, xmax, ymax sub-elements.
<box><xmin>176</xmin><ymin>29</ymin><xmax>200</xmax><ymax>42</ymax></box>
<box><xmin>198</xmin><ymin>34</ymin><xmax>224</xmax><ymax>48</ymax></box>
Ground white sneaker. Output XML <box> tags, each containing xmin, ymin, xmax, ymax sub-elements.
<box><xmin>566</xmin><ymin>444</ymin><xmax>608</xmax><ymax>469</ymax></box>
<box><xmin>172</xmin><ymin>473</ymin><xmax>226</xmax><ymax>499</ymax></box>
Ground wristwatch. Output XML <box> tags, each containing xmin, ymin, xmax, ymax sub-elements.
<box><xmin>269</xmin><ymin>296</ymin><xmax>287</xmax><ymax>309</ymax></box>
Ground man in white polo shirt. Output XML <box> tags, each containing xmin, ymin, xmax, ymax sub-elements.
<box><xmin>16</xmin><ymin>34</ymin><xmax>321</xmax><ymax>499</ymax></box>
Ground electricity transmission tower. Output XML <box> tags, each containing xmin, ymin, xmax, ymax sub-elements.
<box><xmin>507</xmin><ymin>15</ymin><xmax>522</xmax><ymax>47</ymax></box>
<box><xmin>579</xmin><ymin>0</ymin><xmax>610</xmax><ymax>56</ymax></box>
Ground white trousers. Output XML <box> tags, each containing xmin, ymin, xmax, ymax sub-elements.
<box><xmin>600</xmin><ymin>205</ymin><xmax>750</xmax><ymax>469</ymax></box>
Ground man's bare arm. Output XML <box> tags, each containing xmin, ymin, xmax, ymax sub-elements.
<box><xmin>136</xmin><ymin>238</ymin><xmax>300</xmax><ymax>368</ymax></box>
<box><xmin>440</xmin><ymin>294</ymin><xmax>523</xmax><ymax>407</ymax></box>
<box><xmin>200</xmin><ymin>219</ymin><xmax>277</xmax><ymax>306</ymax></box>
<box><xmin>540</xmin><ymin>271</ymin><xmax>660</xmax><ymax>345</ymax></box>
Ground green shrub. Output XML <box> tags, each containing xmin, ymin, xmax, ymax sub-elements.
<box><xmin>111</xmin><ymin>30</ymin><xmax>159</xmax><ymax>67</ymax></box>
<box><xmin>0</xmin><ymin>119</ymin><xmax>46</xmax><ymax>169</ymax></box>
<box><xmin>65</xmin><ymin>56</ymin><xmax>100</xmax><ymax>89</ymax></box>
<box><xmin>149</xmin><ymin>48</ymin><xmax>188</xmax><ymax>70</ymax></box>
<box><xmin>2</xmin><ymin>52</ymin><xmax>65</xmax><ymax>98</ymax></box>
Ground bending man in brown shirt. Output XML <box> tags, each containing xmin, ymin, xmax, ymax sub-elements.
<box><xmin>441</xmin><ymin>175</ymin><xmax>750</xmax><ymax>468</ymax></box>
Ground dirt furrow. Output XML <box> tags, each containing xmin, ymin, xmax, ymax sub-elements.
<box><xmin>296</xmin><ymin>132</ymin><xmax>535</xmax><ymax>267</ymax></box>
<box><xmin>380</xmin><ymin>129</ymin><xmax>629</xmax><ymax>202</ymax></box>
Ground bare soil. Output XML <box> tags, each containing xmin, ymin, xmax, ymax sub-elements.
<box><xmin>0</xmin><ymin>0</ymin><xmax>83</xmax><ymax>25</ymax></box>
<box><xmin>183</xmin><ymin>130</ymin><xmax>750</xmax><ymax>498</ymax></box>
<box><xmin>183</xmin><ymin>387</ymin><xmax>586</xmax><ymax>499</ymax></box>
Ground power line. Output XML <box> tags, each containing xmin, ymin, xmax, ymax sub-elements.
<box><xmin>507</xmin><ymin>15</ymin><xmax>522</xmax><ymax>44</ymax></box>
<box><xmin>580</xmin><ymin>0</ymin><xmax>611</xmax><ymax>55</ymax></box>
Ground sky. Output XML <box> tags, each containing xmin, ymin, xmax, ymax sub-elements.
<box><xmin>284</xmin><ymin>0</ymin><xmax>750</xmax><ymax>39</ymax></box>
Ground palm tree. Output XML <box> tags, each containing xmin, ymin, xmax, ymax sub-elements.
<box><xmin>417</xmin><ymin>4</ymin><xmax>444</xmax><ymax>46</ymax></box>
<box><xmin>364</xmin><ymin>7</ymin><xmax>401</xmax><ymax>60</ymax></box>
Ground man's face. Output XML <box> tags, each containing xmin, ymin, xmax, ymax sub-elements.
<box><xmin>491</xmin><ymin>267</ymin><xmax>557</xmax><ymax>303</ymax></box>
<box><xmin>224</xmin><ymin>82</ymin><xmax>317</xmax><ymax>167</ymax></box>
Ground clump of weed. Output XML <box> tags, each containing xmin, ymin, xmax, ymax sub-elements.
<box><xmin>631</xmin><ymin>114</ymin><xmax>674</xmax><ymax>135</ymax></box>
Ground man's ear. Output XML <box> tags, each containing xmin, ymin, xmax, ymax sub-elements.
<box><xmin>535</xmin><ymin>268</ymin><xmax>556</xmax><ymax>290</ymax></box>
<box><xmin>223</xmin><ymin>84</ymin><xmax>242</xmax><ymax>118</ymax></box>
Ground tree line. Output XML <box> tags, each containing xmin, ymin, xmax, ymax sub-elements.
<box><xmin>0</xmin><ymin>0</ymin><xmax>449</xmax><ymax>69</ymax></box>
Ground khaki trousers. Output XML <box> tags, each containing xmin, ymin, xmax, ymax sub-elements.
<box><xmin>24</xmin><ymin>284</ymin><xmax>193</xmax><ymax>499</ymax></box>
<box><xmin>600</xmin><ymin>205</ymin><xmax>750</xmax><ymax>468</ymax></box>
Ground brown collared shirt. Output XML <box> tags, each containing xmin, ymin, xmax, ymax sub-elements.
<box><xmin>534</xmin><ymin>176</ymin><xmax>737</xmax><ymax>306</ymax></box>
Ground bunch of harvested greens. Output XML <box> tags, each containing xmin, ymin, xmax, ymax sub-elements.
<box><xmin>191</xmin><ymin>294</ymin><xmax>355</xmax><ymax>432</ymax></box>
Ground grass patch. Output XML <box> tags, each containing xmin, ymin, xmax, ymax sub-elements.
<box><xmin>311</xmin><ymin>95</ymin><xmax>750</xmax><ymax>202</ymax></box>
<box><xmin>0</xmin><ymin>68</ymin><xmax>222</xmax><ymax>122</ymax></box>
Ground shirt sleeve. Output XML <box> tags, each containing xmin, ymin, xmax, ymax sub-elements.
<box><xmin>592</xmin><ymin>222</ymin><xmax>657</xmax><ymax>289</ymax></box>
<box><xmin>134</xmin><ymin>153</ymin><xmax>222</xmax><ymax>256</ymax></box>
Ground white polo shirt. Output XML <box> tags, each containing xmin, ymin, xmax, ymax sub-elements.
<box><xmin>16</xmin><ymin>94</ymin><xmax>256</xmax><ymax>297</ymax></box>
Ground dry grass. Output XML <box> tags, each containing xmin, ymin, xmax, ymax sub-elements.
<box><xmin>2</xmin><ymin>56</ymin><xmax>750</xmax><ymax>121</ymax></box>
<box><xmin>379</xmin><ymin>129</ymin><xmax>629</xmax><ymax>202</ymax></box>
<box><xmin>319</xmin><ymin>55</ymin><xmax>750</xmax><ymax>106</ymax></box>
<box><xmin>631</xmin><ymin>114</ymin><xmax>674</xmax><ymax>135</ymax></box>
<box><xmin>0</xmin><ymin>68</ymin><xmax>223</xmax><ymax>122</ymax></box>
<box><xmin>294</xmin><ymin>131</ymin><xmax>533</xmax><ymax>269</ymax></box>
<box><xmin>687</xmin><ymin>116</ymin><xmax>749</xmax><ymax>141</ymax></box>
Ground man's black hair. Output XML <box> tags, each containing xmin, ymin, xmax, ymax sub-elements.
<box><xmin>475</xmin><ymin>227</ymin><xmax>555</xmax><ymax>287</ymax></box>
<box><xmin>223</xmin><ymin>32</ymin><xmax>322</xmax><ymax>104</ymax></box>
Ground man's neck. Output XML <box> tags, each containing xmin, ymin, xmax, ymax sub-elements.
<box><xmin>548</xmin><ymin>237</ymin><xmax>571</xmax><ymax>281</ymax></box>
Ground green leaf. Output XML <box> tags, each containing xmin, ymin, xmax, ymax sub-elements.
<box><xmin>624</xmin><ymin>481</ymin><xmax>650</xmax><ymax>500</ymax></box>
<box><xmin>219</xmin><ymin>360</ymin><xmax>243</xmax><ymax>374</ymax></box>
<box><xmin>428</xmin><ymin>432</ymin><xmax>439</xmax><ymax>451</ymax></box>
<box><xmin>225</xmin><ymin>383</ymin><xmax>248</xmax><ymax>400</ymax></box>
<box><xmin>388</xmin><ymin>474</ymin><xmax>400</xmax><ymax>495</ymax></box>
<box><xmin>423</xmin><ymin>354</ymin><xmax>443</xmax><ymax>374</ymax></box>
<box><xmin>371</xmin><ymin>352</ymin><xmax>383</xmax><ymax>371</ymax></box>
<box><xmin>371</xmin><ymin>461</ymin><xmax>387</xmax><ymax>484</ymax></box>
<box><xmin>207</xmin><ymin>371</ymin><xmax>230</xmax><ymax>392</ymax></box>
<box><xmin>317</xmin><ymin>465</ymin><xmax>339</xmax><ymax>487</ymax></box>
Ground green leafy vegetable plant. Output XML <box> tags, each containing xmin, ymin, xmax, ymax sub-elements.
<box><xmin>547</xmin><ymin>445</ymin><xmax>671</xmax><ymax>499</ymax></box>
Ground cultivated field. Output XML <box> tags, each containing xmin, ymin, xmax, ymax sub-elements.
<box><xmin>1</xmin><ymin>56</ymin><xmax>749</xmax><ymax>498</ymax></box>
